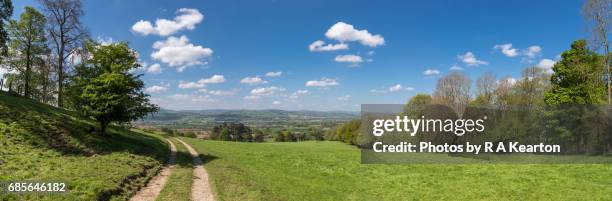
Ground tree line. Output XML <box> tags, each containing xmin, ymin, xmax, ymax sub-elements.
<box><xmin>0</xmin><ymin>0</ymin><xmax>157</xmax><ymax>134</ymax></box>
<box><xmin>328</xmin><ymin>0</ymin><xmax>612</xmax><ymax>152</ymax></box>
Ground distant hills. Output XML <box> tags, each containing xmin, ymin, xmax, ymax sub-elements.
<box><xmin>138</xmin><ymin>109</ymin><xmax>359</xmax><ymax>129</ymax></box>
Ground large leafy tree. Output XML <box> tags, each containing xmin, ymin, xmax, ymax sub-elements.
<box><xmin>0</xmin><ymin>0</ymin><xmax>12</xmax><ymax>58</ymax></box>
<box><xmin>545</xmin><ymin>40</ymin><xmax>606</xmax><ymax>104</ymax></box>
<box><xmin>75</xmin><ymin>42</ymin><xmax>158</xmax><ymax>134</ymax></box>
<box><xmin>7</xmin><ymin>6</ymin><xmax>48</xmax><ymax>98</ymax></box>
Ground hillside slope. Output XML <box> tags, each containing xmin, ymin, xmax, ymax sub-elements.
<box><xmin>0</xmin><ymin>92</ymin><xmax>168</xmax><ymax>201</ymax></box>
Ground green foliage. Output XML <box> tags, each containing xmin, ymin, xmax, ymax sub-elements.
<box><xmin>0</xmin><ymin>0</ymin><xmax>12</xmax><ymax>57</ymax></box>
<box><xmin>211</xmin><ymin>122</ymin><xmax>253</xmax><ymax>142</ymax></box>
<box><xmin>326</xmin><ymin>119</ymin><xmax>361</xmax><ymax>145</ymax></box>
<box><xmin>6</xmin><ymin>6</ymin><xmax>48</xmax><ymax>98</ymax></box>
<box><xmin>545</xmin><ymin>40</ymin><xmax>606</xmax><ymax>104</ymax></box>
<box><xmin>72</xmin><ymin>42</ymin><xmax>158</xmax><ymax>134</ymax></box>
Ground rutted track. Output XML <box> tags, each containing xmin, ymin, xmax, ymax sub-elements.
<box><xmin>175</xmin><ymin>138</ymin><xmax>216</xmax><ymax>201</ymax></box>
<box><xmin>130</xmin><ymin>139</ymin><xmax>177</xmax><ymax>201</ymax></box>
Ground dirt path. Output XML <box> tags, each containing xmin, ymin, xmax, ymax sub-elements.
<box><xmin>175</xmin><ymin>138</ymin><xmax>216</xmax><ymax>201</ymax></box>
<box><xmin>130</xmin><ymin>139</ymin><xmax>177</xmax><ymax>201</ymax></box>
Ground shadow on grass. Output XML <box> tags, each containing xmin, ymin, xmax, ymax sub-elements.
<box><xmin>198</xmin><ymin>153</ymin><xmax>219</xmax><ymax>165</ymax></box>
<box><xmin>0</xmin><ymin>91</ymin><xmax>169</xmax><ymax>162</ymax></box>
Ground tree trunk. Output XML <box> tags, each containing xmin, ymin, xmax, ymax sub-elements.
<box><xmin>99</xmin><ymin>120</ymin><xmax>109</xmax><ymax>135</ymax></box>
<box><xmin>57</xmin><ymin>50</ymin><xmax>64</xmax><ymax>107</ymax></box>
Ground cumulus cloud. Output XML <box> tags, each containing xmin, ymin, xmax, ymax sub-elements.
<box><xmin>265</xmin><ymin>71</ymin><xmax>282</xmax><ymax>77</ymax></box>
<box><xmin>272</xmin><ymin>101</ymin><xmax>282</xmax><ymax>105</ymax></box>
<box><xmin>240</xmin><ymin>76</ymin><xmax>267</xmax><ymax>85</ymax></box>
<box><xmin>325</xmin><ymin>22</ymin><xmax>384</xmax><ymax>47</ymax></box>
<box><xmin>334</xmin><ymin>54</ymin><xmax>363</xmax><ymax>65</ymax></box>
<box><xmin>423</xmin><ymin>69</ymin><xmax>441</xmax><ymax>76</ymax></box>
<box><xmin>458</xmin><ymin>51</ymin><xmax>488</xmax><ymax>66</ymax></box>
<box><xmin>537</xmin><ymin>59</ymin><xmax>556</xmax><ymax>73</ymax></box>
<box><xmin>450</xmin><ymin>64</ymin><xmax>463</xmax><ymax>71</ymax></box>
<box><xmin>146</xmin><ymin>63</ymin><xmax>162</xmax><ymax>74</ymax></box>
<box><xmin>305</xmin><ymin>78</ymin><xmax>339</xmax><ymax>87</ymax></box>
<box><xmin>371</xmin><ymin>84</ymin><xmax>413</xmax><ymax>93</ymax></box>
<box><xmin>524</xmin><ymin>45</ymin><xmax>542</xmax><ymax>58</ymax></box>
<box><xmin>388</xmin><ymin>84</ymin><xmax>403</xmax><ymax>92</ymax></box>
<box><xmin>250</xmin><ymin>86</ymin><xmax>286</xmax><ymax>96</ymax></box>
<box><xmin>145</xmin><ymin>85</ymin><xmax>168</xmax><ymax>93</ymax></box>
<box><xmin>208</xmin><ymin>89</ymin><xmax>237</xmax><ymax>96</ymax></box>
<box><xmin>132</xmin><ymin>8</ymin><xmax>204</xmax><ymax>36</ymax></box>
<box><xmin>178</xmin><ymin>75</ymin><xmax>225</xmax><ymax>89</ymax></box>
<box><xmin>308</xmin><ymin>40</ymin><xmax>348</xmax><ymax>52</ymax></box>
<box><xmin>494</xmin><ymin>43</ymin><xmax>519</xmax><ymax>57</ymax></box>
<box><xmin>151</xmin><ymin>35</ymin><xmax>213</xmax><ymax>72</ymax></box>
<box><xmin>289</xmin><ymin>89</ymin><xmax>309</xmax><ymax>99</ymax></box>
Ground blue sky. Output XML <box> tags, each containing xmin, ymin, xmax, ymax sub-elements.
<box><xmin>11</xmin><ymin>0</ymin><xmax>587</xmax><ymax>111</ymax></box>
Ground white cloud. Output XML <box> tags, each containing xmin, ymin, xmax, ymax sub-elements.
<box><xmin>305</xmin><ymin>78</ymin><xmax>339</xmax><ymax>87</ymax></box>
<box><xmin>151</xmin><ymin>35</ymin><xmax>213</xmax><ymax>72</ymax></box>
<box><xmin>367</xmin><ymin>51</ymin><xmax>375</xmax><ymax>56</ymax></box>
<box><xmin>308</xmin><ymin>40</ymin><xmax>348</xmax><ymax>52</ymax></box>
<box><xmin>458</xmin><ymin>51</ymin><xmax>488</xmax><ymax>66</ymax></box>
<box><xmin>325</xmin><ymin>22</ymin><xmax>384</xmax><ymax>47</ymax></box>
<box><xmin>178</xmin><ymin>75</ymin><xmax>225</xmax><ymax>89</ymax></box>
<box><xmin>169</xmin><ymin>93</ymin><xmax>216</xmax><ymax>102</ymax></box>
<box><xmin>97</xmin><ymin>36</ymin><xmax>114</xmax><ymax>46</ymax></box>
<box><xmin>423</xmin><ymin>69</ymin><xmax>441</xmax><ymax>76</ymax></box>
<box><xmin>146</xmin><ymin>63</ymin><xmax>162</xmax><ymax>74</ymax></box>
<box><xmin>199</xmin><ymin>75</ymin><xmax>226</xmax><ymax>84</ymax></box>
<box><xmin>208</xmin><ymin>89</ymin><xmax>237</xmax><ymax>96</ymax></box>
<box><xmin>289</xmin><ymin>89</ymin><xmax>309</xmax><ymax>99</ymax></box>
<box><xmin>132</xmin><ymin>8</ymin><xmax>204</xmax><ymax>36</ymax></box>
<box><xmin>334</xmin><ymin>54</ymin><xmax>363</xmax><ymax>64</ymax></box>
<box><xmin>178</xmin><ymin>81</ymin><xmax>204</xmax><ymax>89</ymax></box>
<box><xmin>240</xmin><ymin>76</ymin><xmax>267</xmax><ymax>85</ymax></box>
<box><xmin>145</xmin><ymin>85</ymin><xmax>168</xmax><ymax>93</ymax></box>
<box><xmin>272</xmin><ymin>101</ymin><xmax>282</xmax><ymax>105</ymax></box>
<box><xmin>537</xmin><ymin>59</ymin><xmax>556</xmax><ymax>74</ymax></box>
<box><xmin>250</xmin><ymin>86</ymin><xmax>285</xmax><ymax>96</ymax></box>
<box><xmin>265</xmin><ymin>71</ymin><xmax>282</xmax><ymax>77</ymax></box>
<box><xmin>450</xmin><ymin>64</ymin><xmax>463</xmax><ymax>71</ymax></box>
<box><xmin>389</xmin><ymin>84</ymin><xmax>403</xmax><ymax>92</ymax></box>
<box><xmin>371</xmin><ymin>84</ymin><xmax>413</xmax><ymax>93</ymax></box>
<box><xmin>337</xmin><ymin>95</ymin><xmax>351</xmax><ymax>101</ymax></box>
<box><xmin>524</xmin><ymin>45</ymin><xmax>542</xmax><ymax>58</ymax></box>
<box><xmin>494</xmin><ymin>43</ymin><xmax>519</xmax><ymax>57</ymax></box>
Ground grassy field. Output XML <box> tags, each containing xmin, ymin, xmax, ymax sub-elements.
<box><xmin>0</xmin><ymin>92</ymin><xmax>168</xmax><ymax>200</ymax></box>
<box><xmin>156</xmin><ymin>138</ymin><xmax>193</xmax><ymax>201</ymax></box>
<box><xmin>183</xmin><ymin>138</ymin><xmax>612</xmax><ymax>200</ymax></box>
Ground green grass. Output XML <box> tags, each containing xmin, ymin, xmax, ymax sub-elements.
<box><xmin>182</xmin><ymin>138</ymin><xmax>612</xmax><ymax>201</ymax></box>
<box><xmin>0</xmin><ymin>92</ymin><xmax>169</xmax><ymax>200</ymax></box>
<box><xmin>156</xmin><ymin>138</ymin><xmax>193</xmax><ymax>201</ymax></box>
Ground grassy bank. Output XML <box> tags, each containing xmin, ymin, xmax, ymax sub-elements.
<box><xmin>0</xmin><ymin>92</ymin><xmax>168</xmax><ymax>200</ymax></box>
<box><xmin>183</xmin><ymin>138</ymin><xmax>612</xmax><ymax>200</ymax></box>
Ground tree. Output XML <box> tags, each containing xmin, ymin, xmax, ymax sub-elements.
<box><xmin>0</xmin><ymin>0</ymin><xmax>12</xmax><ymax>59</ymax></box>
<box><xmin>514</xmin><ymin>66</ymin><xmax>550</xmax><ymax>107</ymax></box>
<box><xmin>545</xmin><ymin>40</ymin><xmax>605</xmax><ymax>104</ymax></box>
<box><xmin>253</xmin><ymin>129</ymin><xmax>265</xmax><ymax>142</ymax></box>
<box><xmin>76</xmin><ymin>42</ymin><xmax>158</xmax><ymax>134</ymax></box>
<box><xmin>39</xmin><ymin>0</ymin><xmax>87</xmax><ymax>107</ymax></box>
<box><xmin>583</xmin><ymin>0</ymin><xmax>612</xmax><ymax>104</ymax></box>
<box><xmin>432</xmin><ymin>71</ymin><xmax>471</xmax><ymax>115</ymax></box>
<box><xmin>7</xmin><ymin>6</ymin><xmax>48</xmax><ymax>98</ymax></box>
<box><xmin>474</xmin><ymin>72</ymin><xmax>497</xmax><ymax>106</ymax></box>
